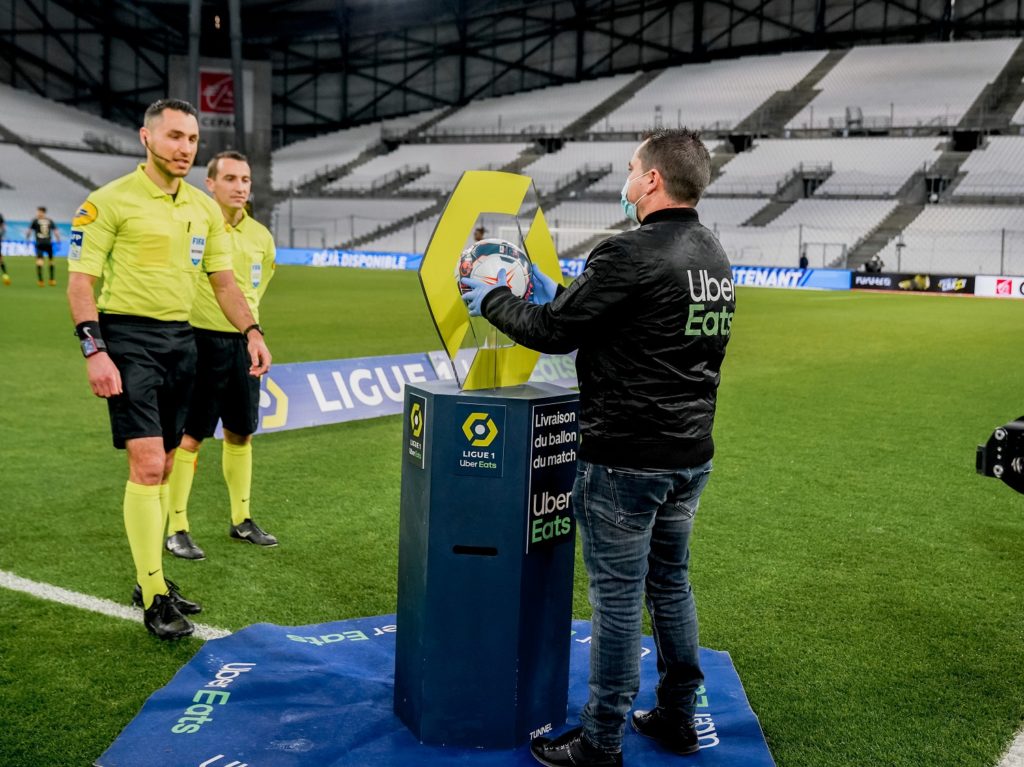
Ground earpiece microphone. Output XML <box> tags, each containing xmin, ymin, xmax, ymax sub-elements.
<box><xmin>144</xmin><ymin>139</ymin><xmax>186</xmax><ymax>167</ymax></box>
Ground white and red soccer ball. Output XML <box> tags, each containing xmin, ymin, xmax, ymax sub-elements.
<box><xmin>456</xmin><ymin>238</ymin><xmax>534</xmax><ymax>300</ymax></box>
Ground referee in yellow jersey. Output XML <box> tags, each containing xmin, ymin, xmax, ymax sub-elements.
<box><xmin>66</xmin><ymin>99</ymin><xmax>271</xmax><ymax>641</ymax></box>
<box><xmin>165</xmin><ymin>151</ymin><xmax>278</xmax><ymax>560</ymax></box>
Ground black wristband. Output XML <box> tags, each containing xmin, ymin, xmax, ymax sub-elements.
<box><xmin>75</xmin><ymin>321</ymin><xmax>107</xmax><ymax>358</ymax></box>
<box><xmin>243</xmin><ymin>323</ymin><xmax>264</xmax><ymax>338</ymax></box>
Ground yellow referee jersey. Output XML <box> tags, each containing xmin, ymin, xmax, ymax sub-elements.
<box><xmin>68</xmin><ymin>164</ymin><xmax>233</xmax><ymax>322</ymax></box>
<box><xmin>189</xmin><ymin>209</ymin><xmax>276</xmax><ymax>333</ymax></box>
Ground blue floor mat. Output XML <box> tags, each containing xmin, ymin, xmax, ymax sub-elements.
<box><xmin>96</xmin><ymin>615</ymin><xmax>774</xmax><ymax>767</ymax></box>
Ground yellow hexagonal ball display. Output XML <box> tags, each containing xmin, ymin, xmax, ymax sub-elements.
<box><xmin>419</xmin><ymin>170</ymin><xmax>563</xmax><ymax>391</ymax></box>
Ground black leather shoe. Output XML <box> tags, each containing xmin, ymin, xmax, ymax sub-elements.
<box><xmin>230</xmin><ymin>519</ymin><xmax>278</xmax><ymax>546</ymax></box>
<box><xmin>166</xmin><ymin>530</ymin><xmax>206</xmax><ymax>560</ymax></box>
<box><xmin>143</xmin><ymin>593</ymin><xmax>194</xmax><ymax>640</ymax></box>
<box><xmin>530</xmin><ymin>726</ymin><xmax>622</xmax><ymax>767</ymax></box>
<box><xmin>631</xmin><ymin>709</ymin><xmax>699</xmax><ymax>755</ymax></box>
<box><xmin>132</xmin><ymin>578</ymin><xmax>202</xmax><ymax>615</ymax></box>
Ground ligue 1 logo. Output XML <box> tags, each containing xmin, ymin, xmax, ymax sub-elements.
<box><xmin>462</xmin><ymin>412</ymin><xmax>498</xmax><ymax>447</ymax></box>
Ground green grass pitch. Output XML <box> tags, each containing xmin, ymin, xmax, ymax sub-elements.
<box><xmin>1</xmin><ymin>254</ymin><xmax>1023</xmax><ymax>767</ymax></box>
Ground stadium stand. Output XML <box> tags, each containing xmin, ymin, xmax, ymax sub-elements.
<box><xmin>952</xmin><ymin>136</ymin><xmax>1024</xmax><ymax>197</ymax></box>
<box><xmin>786</xmin><ymin>38</ymin><xmax>1020</xmax><ymax>130</ymax></box>
<box><xmin>39</xmin><ymin>150</ymin><xmax>143</xmax><ymax>188</ymax></box>
<box><xmin>270</xmin><ymin>109</ymin><xmax>443</xmax><ymax>191</ymax></box>
<box><xmin>706</xmin><ymin>137</ymin><xmax>942</xmax><ymax>196</ymax></box>
<box><xmin>535</xmin><ymin>200</ymin><xmax>627</xmax><ymax>253</ymax></box>
<box><xmin>519</xmin><ymin>141</ymin><xmax>637</xmax><ymax>194</ymax></box>
<box><xmin>697</xmin><ymin>198</ymin><xmax>771</xmax><ymax>229</ymax></box>
<box><xmin>875</xmin><ymin>204</ymin><xmax>1024</xmax><ymax>275</ymax></box>
<box><xmin>0</xmin><ymin>144</ymin><xmax>89</xmax><ymax>220</ymax></box>
<box><xmin>425</xmin><ymin>75</ymin><xmax>634</xmax><ymax>136</ymax></box>
<box><xmin>0</xmin><ymin>82</ymin><xmax>139</xmax><ymax>151</ymax></box>
<box><xmin>594</xmin><ymin>50</ymin><xmax>829</xmax><ymax>133</ymax></box>
<box><xmin>1013</xmin><ymin>84</ymin><xmax>1024</xmax><ymax>124</ymax></box>
<box><xmin>325</xmin><ymin>142</ymin><xmax>531</xmax><ymax>193</ymax></box>
<box><xmin>587</xmin><ymin>140</ymin><xmax>722</xmax><ymax>194</ymax></box>
<box><xmin>715</xmin><ymin>199</ymin><xmax>897</xmax><ymax>267</ymax></box>
<box><xmin>272</xmin><ymin>197</ymin><xmax>439</xmax><ymax>248</ymax></box>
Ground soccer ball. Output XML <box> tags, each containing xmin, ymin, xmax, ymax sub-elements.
<box><xmin>456</xmin><ymin>238</ymin><xmax>534</xmax><ymax>300</ymax></box>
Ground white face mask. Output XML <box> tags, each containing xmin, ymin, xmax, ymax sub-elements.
<box><xmin>620</xmin><ymin>170</ymin><xmax>652</xmax><ymax>224</ymax></box>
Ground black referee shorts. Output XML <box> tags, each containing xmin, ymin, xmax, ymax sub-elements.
<box><xmin>35</xmin><ymin>242</ymin><xmax>53</xmax><ymax>257</ymax></box>
<box><xmin>100</xmin><ymin>314</ymin><xmax>197</xmax><ymax>452</ymax></box>
<box><xmin>184</xmin><ymin>328</ymin><xmax>260</xmax><ymax>440</ymax></box>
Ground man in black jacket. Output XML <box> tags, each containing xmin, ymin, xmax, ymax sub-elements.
<box><xmin>462</xmin><ymin>128</ymin><xmax>735</xmax><ymax>767</ymax></box>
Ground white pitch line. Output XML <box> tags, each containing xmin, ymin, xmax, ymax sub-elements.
<box><xmin>0</xmin><ymin>568</ymin><xmax>231</xmax><ymax>641</ymax></box>
<box><xmin>1000</xmin><ymin>730</ymin><xmax>1024</xmax><ymax>767</ymax></box>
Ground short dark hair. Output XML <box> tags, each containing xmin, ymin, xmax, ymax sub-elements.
<box><xmin>37</xmin><ymin>206</ymin><xmax>46</xmax><ymax>213</ymax></box>
<box><xmin>207</xmin><ymin>150</ymin><xmax>249</xmax><ymax>179</ymax></box>
<box><xmin>144</xmin><ymin>98</ymin><xmax>198</xmax><ymax>126</ymax></box>
<box><xmin>638</xmin><ymin>128</ymin><xmax>711</xmax><ymax>204</ymax></box>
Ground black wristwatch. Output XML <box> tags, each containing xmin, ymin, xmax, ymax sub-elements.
<box><xmin>243</xmin><ymin>323</ymin><xmax>264</xmax><ymax>338</ymax></box>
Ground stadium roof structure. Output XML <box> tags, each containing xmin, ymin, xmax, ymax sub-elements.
<box><xmin>1</xmin><ymin>0</ymin><xmax>1022</xmax><ymax>140</ymax></box>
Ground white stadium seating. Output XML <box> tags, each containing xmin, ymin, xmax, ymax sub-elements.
<box><xmin>587</xmin><ymin>140</ymin><xmax>722</xmax><ymax>194</ymax></box>
<box><xmin>0</xmin><ymin>144</ymin><xmax>90</xmax><ymax>221</ymax></box>
<box><xmin>325</xmin><ymin>143</ymin><xmax>530</xmax><ymax>193</ymax></box>
<box><xmin>952</xmin><ymin>136</ymin><xmax>1024</xmax><ymax>197</ymax></box>
<box><xmin>595</xmin><ymin>50</ymin><xmax>828</xmax><ymax>133</ymax></box>
<box><xmin>0</xmin><ymin>82</ymin><xmax>140</xmax><ymax>150</ymax></box>
<box><xmin>538</xmin><ymin>201</ymin><xmax>628</xmax><ymax>253</ymax></box>
<box><xmin>520</xmin><ymin>141</ymin><xmax>638</xmax><ymax>194</ymax></box>
<box><xmin>708</xmin><ymin>137</ymin><xmax>942</xmax><ymax>196</ymax></box>
<box><xmin>272</xmin><ymin>197</ymin><xmax>438</xmax><ymax>248</ymax></box>
<box><xmin>270</xmin><ymin>109</ymin><xmax>442</xmax><ymax>191</ymax></box>
<box><xmin>40</xmin><ymin>150</ymin><xmax>143</xmax><ymax>188</ymax></box>
<box><xmin>876</xmin><ymin>205</ymin><xmax>1024</xmax><ymax>275</ymax></box>
<box><xmin>426</xmin><ymin>75</ymin><xmax>634</xmax><ymax>136</ymax></box>
<box><xmin>715</xmin><ymin>199</ymin><xmax>896</xmax><ymax>267</ymax></box>
<box><xmin>1012</xmin><ymin>81</ymin><xmax>1024</xmax><ymax>125</ymax></box>
<box><xmin>787</xmin><ymin>38</ymin><xmax>1020</xmax><ymax>129</ymax></box>
<box><xmin>697</xmin><ymin>198</ymin><xmax>770</xmax><ymax>229</ymax></box>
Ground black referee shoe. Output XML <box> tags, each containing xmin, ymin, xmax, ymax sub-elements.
<box><xmin>143</xmin><ymin>593</ymin><xmax>194</xmax><ymax>641</ymax></box>
<box><xmin>230</xmin><ymin>519</ymin><xmax>278</xmax><ymax>546</ymax></box>
<box><xmin>631</xmin><ymin>709</ymin><xmax>699</xmax><ymax>755</ymax></box>
<box><xmin>530</xmin><ymin>727</ymin><xmax>622</xmax><ymax>767</ymax></box>
<box><xmin>132</xmin><ymin>578</ymin><xmax>202</xmax><ymax>615</ymax></box>
<box><xmin>166</xmin><ymin>531</ymin><xmax>206</xmax><ymax>560</ymax></box>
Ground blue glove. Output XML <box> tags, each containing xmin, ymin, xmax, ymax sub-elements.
<box><xmin>460</xmin><ymin>268</ymin><xmax>506</xmax><ymax>317</ymax></box>
<box><xmin>530</xmin><ymin>264</ymin><xmax>558</xmax><ymax>306</ymax></box>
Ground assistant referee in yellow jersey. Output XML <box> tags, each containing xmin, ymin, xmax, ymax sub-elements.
<box><xmin>67</xmin><ymin>99</ymin><xmax>272</xmax><ymax>641</ymax></box>
<box><xmin>165</xmin><ymin>151</ymin><xmax>279</xmax><ymax>560</ymax></box>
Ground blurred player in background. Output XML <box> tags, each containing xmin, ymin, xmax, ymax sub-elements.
<box><xmin>164</xmin><ymin>150</ymin><xmax>279</xmax><ymax>560</ymax></box>
<box><xmin>26</xmin><ymin>206</ymin><xmax>59</xmax><ymax>286</ymax></box>
<box><xmin>0</xmin><ymin>211</ymin><xmax>9</xmax><ymax>285</ymax></box>
<box><xmin>67</xmin><ymin>99</ymin><xmax>271</xmax><ymax>640</ymax></box>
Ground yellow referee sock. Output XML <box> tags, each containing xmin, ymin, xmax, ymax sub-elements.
<box><xmin>222</xmin><ymin>441</ymin><xmax>253</xmax><ymax>526</ymax></box>
<box><xmin>159</xmin><ymin>483</ymin><xmax>170</xmax><ymax>535</ymax></box>
<box><xmin>167</xmin><ymin>447</ymin><xmax>198</xmax><ymax>534</ymax></box>
<box><xmin>123</xmin><ymin>481</ymin><xmax>165</xmax><ymax>608</ymax></box>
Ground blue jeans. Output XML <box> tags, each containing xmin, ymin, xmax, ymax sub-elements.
<box><xmin>574</xmin><ymin>459</ymin><xmax>712</xmax><ymax>752</ymax></box>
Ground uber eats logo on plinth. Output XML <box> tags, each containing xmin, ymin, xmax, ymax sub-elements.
<box><xmin>455</xmin><ymin>403</ymin><xmax>505</xmax><ymax>477</ymax></box>
<box><xmin>526</xmin><ymin>401</ymin><xmax>579</xmax><ymax>552</ymax></box>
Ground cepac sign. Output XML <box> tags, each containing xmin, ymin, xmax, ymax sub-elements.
<box><xmin>197</xmin><ymin>67</ymin><xmax>253</xmax><ymax>132</ymax></box>
<box><xmin>976</xmin><ymin>275</ymin><xmax>1024</xmax><ymax>299</ymax></box>
<box><xmin>199</xmin><ymin>70</ymin><xmax>234</xmax><ymax>114</ymax></box>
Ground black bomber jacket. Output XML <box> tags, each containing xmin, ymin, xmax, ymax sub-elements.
<box><xmin>481</xmin><ymin>206</ymin><xmax>736</xmax><ymax>470</ymax></box>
